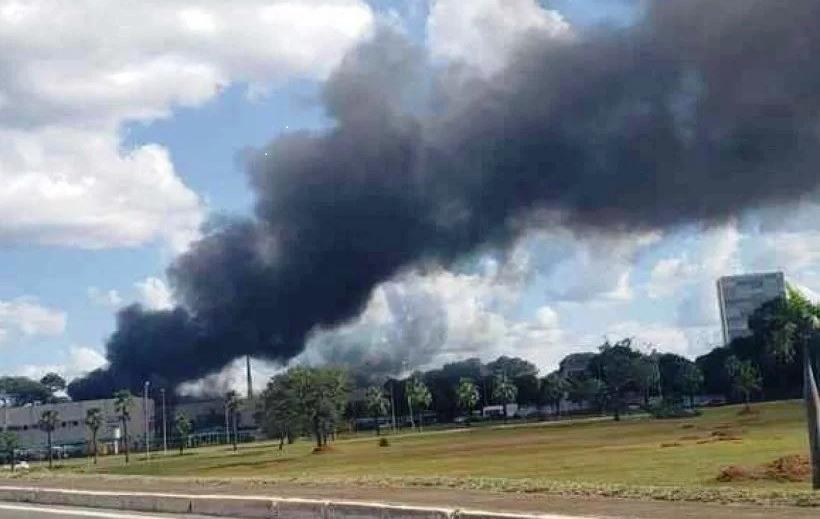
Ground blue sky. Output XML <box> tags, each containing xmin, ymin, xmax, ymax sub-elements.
<box><xmin>2</xmin><ymin>0</ymin><xmax>819</xmax><ymax>391</ymax></box>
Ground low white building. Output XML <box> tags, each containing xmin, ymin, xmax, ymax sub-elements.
<box><xmin>1</xmin><ymin>398</ymin><xmax>154</xmax><ymax>454</ymax></box>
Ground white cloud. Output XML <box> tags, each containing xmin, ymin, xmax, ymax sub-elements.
<box><xmin>0</xmin><ymin>297</ymin><xmax>66</xmax><ymax>341</ymax></box>
<box><xmin>0</xmin><ymin>0</ymin><xmax>374</xmax><ymax>250</ymax></box>
<box><xmin>134</xmin><ymin>276</ymin><xmax>174</xmax><ymax>310</ymax></box>
<box><xmin>67</xmin><ymin>346</ymin><xmax>107</xmax><ymax>375</ymax></box>
<box><xmin>542</xmin><ymin>232</ymin><xmax>658</xmax><ymax>303</ymax></box>
<box><xmin>647</xmin><ymin>257</ymin><xmax>697</xmax><ymax>299</ymax></box>
<box><xmin>86</xmin><ymin>287</ymin><xmax>123</xmax><ymax>308</ymax></box>
<box><xmin>177</xmin><ymin>356</ymin><xmax>281</xmax><ymax>398</ymax></box>
<box><xmin>427</xmin><ymin>0</ymin><xmax>570</xmax><ymax>75</ymax></box>
<box><xmin>16</xmin><ymin>345</ymin><xmax>107</xmax><ymax>382</ymax></box>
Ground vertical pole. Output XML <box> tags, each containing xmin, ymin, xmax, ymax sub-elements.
<box><xmin>246</xmin><ymin>356</ymin><xmax>253</xmax><ymax>399</ymax></box>
<box><xmin>224</xmin><ymin>404</ymin><xmax>230</xmax><ymax>445</ymax></box>
<box><xmin>143</xmin><ymin>381</ymin><xmax>150</xmax><ymax>460</ymax></box>
<box><xmin>804</xmin><ymin>344</ymin><xmax>820</xmax><ymax>489</ymax></box>
<box><xmin>406</xmin><ymin>384</ymin><xmax>415</xmax><ymax>431</ymax></box>
<box><xmin>161</xmin><ymin>388</ymin><xmax>167</xmax><ymax>455</ymax></box>
<box><xmin>390</xmin><ymin>380</ymin><xmax>397</xmax><ymax>433</ymax></box>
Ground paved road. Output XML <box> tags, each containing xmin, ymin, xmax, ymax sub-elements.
<box><xmin>0</xmin><ymin>502</ymin><xmax>216</xmax><ymax>519</ymax></box>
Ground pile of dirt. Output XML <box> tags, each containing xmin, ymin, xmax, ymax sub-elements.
<box><xmin>763</xmin><ymin>455</ymin><xmax>811</xmax><ymax>482</ymax></box>
<box><xmin>716</xmin><ymin>465</ymin><xmax>750</xmax><ymax>482</ymax></box>
<box><xmin>660</xmin><ymin>442</ymin><xmax>682</xmax><ymax>448</ymax></box>
<box><xmin>716</xmin><ymin>455</ymin><xmax>810</xmax><ymax>483</ymax></box>
<box><xmin>311</xmin><ymin>446</ymin><xmax>336</xmax><ymax>454</ymax></box>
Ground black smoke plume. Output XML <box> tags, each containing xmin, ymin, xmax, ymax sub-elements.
<box><xmin>69</xmin><ymin>0</ymin><xmax>820</xmax><ymax>399</ymax></box>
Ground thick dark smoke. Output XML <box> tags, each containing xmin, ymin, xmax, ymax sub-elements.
<box><xmin>69</xmin><ymin>0</ymin><xmax>820</xmax><ymax>399</ymax></box>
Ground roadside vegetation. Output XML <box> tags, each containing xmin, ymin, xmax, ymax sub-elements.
<box><xmin>5</xmin><ymin>400</ymin><xmax>811</xmax><ymax>503</ymax></box>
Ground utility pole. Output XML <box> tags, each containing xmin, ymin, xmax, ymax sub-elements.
<box><xmin>143</xmin><ymin>381</ymin><xmax>150</xmax><ymax>460</ymax></box>
<box><xmin>224</xmin><ymin>403</ymin><xmax>230</xmax><ymax>445</ymax></box>
<box><xmin>161</xmin><ymin>388</ymin><xmax>167</xmax><ymax>455</ymax></box>
<box><xmin>1</xmin><ymin>396</ymin><xmax>8</xmax><ymax>432</ymax></box>
<box><xmin>389</xmin><ymin>379</ymin><xmax>397</xmax><ymax>433</ymax></box>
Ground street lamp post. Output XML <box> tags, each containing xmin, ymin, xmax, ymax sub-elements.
<box><xmin>143</xmin><ymin>381</ymin><xmax>150</xmax><ymax>460</ymax></box>
<box><xmin>224</xmin><ymin>403</ymin><xmax>230</xmax><ymax>445</ymax></box>
<box><xmin>389</xmin><ymin>379</ymin><xmax>397</xmax><ymax>433</ymax></box>
<box><xmin>161</xmin><ymin>388</ymin><xmax>167</xmax><ymax>455</ymax></box>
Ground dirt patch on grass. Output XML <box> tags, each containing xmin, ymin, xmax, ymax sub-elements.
<box><xmin>311</xmin><ymin>446</ymin><xmax>337</xmax><ymax>454</ymax></box>
<box><xmin>660</xmin><ymin>442</ymin><xmax>682</xmax><ymax>448</ymax></box>
<box><xmin>717</xmin><ymin>455</ymin><xmax>810</xmax><ymax>483</ymax></box>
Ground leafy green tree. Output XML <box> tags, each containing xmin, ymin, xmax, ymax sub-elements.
<box><xmin>260</xmin><ymin>373</ymin><xmax>300</xmax><ymax>449</ymax></box>
<box><xmin>175</xmin><ymin>413</ymin><xmax>192</xmax><ymax>455</ymax></box>
<box><xmin>492</xmin><ymin>374</ymin><xmax>518</xmax><ymax>422</ymax></box>
<box><xmin>456</xmin><ymin>378</ymin><xmax>479</xmax><ymax>418</ymax></box>
<box><xmin>514</xmin><ymin>374</ymin><xmax>540</xmax><ymax>406</ymax></box>
<box><xmin>591</xmin><ymin>340</ymin><xmax>642</xmax><ymax>421</ymax></box>
<box><xmin>632</xmin><ymin>354</ymin><xmax>660</xmax><ymax>406</ymax></box>
<box><xmin>752</xmin><ymin>287</ymin><xmax>820</xmax><ymax>488</ymax></box>
<box><xmin>364</xmin><ymin>386</ymin><xmax>389</xmax><ymax>436</ymax></box>
<box><xmin>224</xmin><ymin>390</ymin><xmax>240</xmax><ymax>451</ymax></box>
<box><xmin>406</xmin><ymin>376</ymin><xmax>432</xmax><ymax>430</ymax></box>
<box><xmin>290</xmin><ymin>367</ymin><xmax>350</xmax><ymax>448</ymax></box>
<box><xmin>680</xmin><ymin>362</ymin><xmax>704</xmax><ymax>408</ymax></box>
<box><xmin>567</xmin><ymin>376</ymin><xmax>607</xmax><ymax>413</ymax></box>
<box><xmin>0</xmin><ymin>432</ymin><xmax>19</xmax><ymax>472</ymax></box>
<box><xmin>725</xmin><ymin>356</ymin><xmax>762</xmax><ymax>411</ymax></box>
<box><xmin>40</xmin><ymin>373</ymin><xmax>66</xmax><ymax>399</ymax></box>
<box><xmin>0</xmin><ymin>376</ymin><xmax>51</xmax><ymax>406</ymax></box>
<box><xmin>540</xmin><ymin>373</ymin><xmax>567</xmax><ymax>416</ymax></box>
<box><xmin>39</xmin><ymin>409</ymin><xmax>59</xmax><ymax>469</ymax></box>
<box><xmin>487</xmin><ymin>356</ymin><xmax>538</xmax><ymax>378</ymax></box>
<box><xmin>113</xmin><ymin>389</ymin><xmax>133</xmax><ymax>463</ymax></box>
<box><xmin>84</xmin><ymin>408</ymin><xmax>103</xmax><ymax>464</ymax></box>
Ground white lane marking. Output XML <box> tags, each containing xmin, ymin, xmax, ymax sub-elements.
<box><xmin>0</xmin><ymin>503</ymin><xmax>169</xmax><ymax>518</ymax></box>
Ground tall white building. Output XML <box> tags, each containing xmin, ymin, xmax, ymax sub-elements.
<box><xmin>717</xmin><ymin>271</ymin><xmax>786</xmax><ymax>345</ymax></box>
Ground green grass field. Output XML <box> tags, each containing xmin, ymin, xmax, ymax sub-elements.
<box><xmin>43</xmin><ymin>400</ymin><xmax>810</xmax><ymax>492</ymax></box>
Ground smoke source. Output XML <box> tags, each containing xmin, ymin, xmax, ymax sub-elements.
<box><xmin>69</xmin><ymin>0</ymin><xmax>820</xmax><ymax>398</ymax></box>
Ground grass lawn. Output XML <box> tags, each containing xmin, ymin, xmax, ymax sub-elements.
<box><xmin>38</xmin><ymin>400</ymin><xmax>810</xmax><ymax>492</ymax></box>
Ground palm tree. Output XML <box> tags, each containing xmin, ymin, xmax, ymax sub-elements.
<box><xmin>113</xmin><ymin>389</ymin><xmax>134</xmax><ymax>463</ymax></box>
<box><xmin>406</xmin><ymin>377</ymin><xmax>432</xmax><ymax>431</ymax></box>
<box><xmin>175</xmin><ymin>413</ymin><xmax>192</xmax><ymax>455</ymax></box>
<box><xmin>38</xmin><ymin>409</ymin><xmax>59</xmax><ymax>469</ymax></box>
<box><xmin>492</xmin><ymin>374</ymin><xmax>518</xmax><ymax>422</ymax></box>
<box><xmin>84</xmin><ymin>408</ymin><xmax>103</xmax><ymax>464</ymax></box>
<box><xmin>364</xmin><ymin>386</ymin><xmax>389</xmax><ymax>436</ymax></box>
<box><xmin>224</xmin><ymin>390</ymin><xmax>239</xmax><ymax>451</ymax></box>
<box><xmin>456</xmin><ymin>378</ymin><xmax>479</xmax><ymax>422</ymax></box>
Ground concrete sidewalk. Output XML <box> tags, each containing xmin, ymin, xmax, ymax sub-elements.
<box><xmin>0</xmin><ymin>485</ymin><xmax>596</xmax><ymax>519</ymax></box>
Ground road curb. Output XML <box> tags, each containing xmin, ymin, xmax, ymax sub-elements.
<box><xmin>0</xmin><ymin>485</ymin><xmax>592</xmax><ymax>519</ymax></box>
